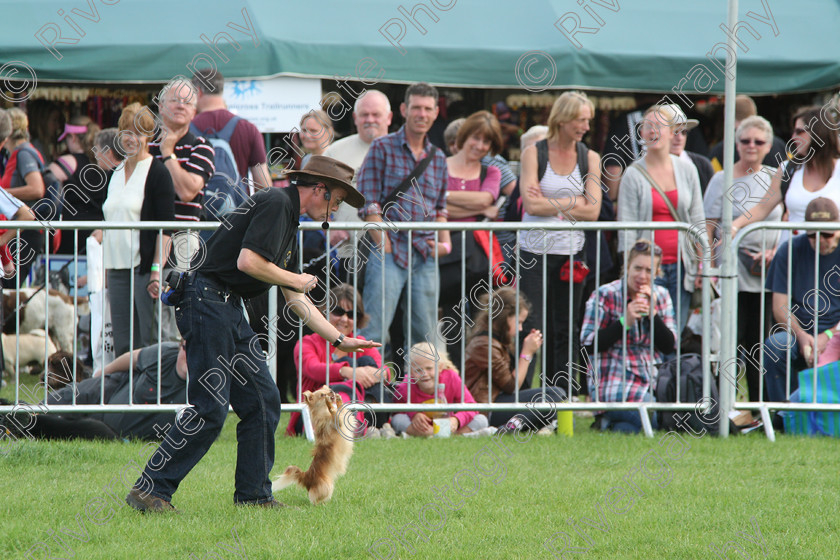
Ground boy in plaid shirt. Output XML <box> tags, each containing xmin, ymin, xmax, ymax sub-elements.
<box><xmin>581</xmin><ymin>240</ymin><xmax>677</xmax><ymax>433</ymax></box>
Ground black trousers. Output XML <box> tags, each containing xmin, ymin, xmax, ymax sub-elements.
<box><xmin>518</xmin><ymin>252</ymin><xmax>584</xmax><ymax>395</ymax></box>
<box><xmin>737</xmin><ymin>290</ymin><xmax>774</xmax><ymax>402</ymax></box>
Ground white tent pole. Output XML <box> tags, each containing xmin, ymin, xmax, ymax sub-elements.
<box><xmin>718</xmin><ymin>0</ymin><xmax>739</xmax><ymax>438</ymax></box>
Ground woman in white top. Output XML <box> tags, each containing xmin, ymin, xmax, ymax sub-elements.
<box><xmin>518</xmin><ymin>91</ymin><xmax>602</xmax><ymax>388</ymax></box>
<box><xmin>732</xmin><ymin>106</ymin><xmax>840</xmax><ymax>242</ymax></box>
<box><xmin>617</xmin><ymin>104</ymin><xmax>705</xmax><ymax>333</ymax></box>
<box><xmin>96</xmin><ymin>103</ymin><xmax>176</xmax><ymax>356</ymax></box>
<box><xmin>704</xmin><ymin>116</ymin><xmax>781</xmax><ymax>402</ymax></box>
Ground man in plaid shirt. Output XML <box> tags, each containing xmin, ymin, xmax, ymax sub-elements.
<box><xmin>580</xmin><ymin>241</ymin><xmax>677</xmax><ymax>432</ymax></box>
<box><xmin>357</xmin><ymin>83</ymin><xmax>450</xmax><ymax>356</ymax></box>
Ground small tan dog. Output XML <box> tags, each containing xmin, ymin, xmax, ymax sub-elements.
<box><xmin>273</xmin><ymin>386</ymin><xmax>356</xmax><ymax>505</ymax></box>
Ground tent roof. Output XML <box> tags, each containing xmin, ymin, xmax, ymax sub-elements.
<box><xmin>3</xmin><ymin>0</ymin><xmax>839</xmax><ymax>94</ymax></box>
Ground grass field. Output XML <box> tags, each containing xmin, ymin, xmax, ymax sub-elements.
<box><xmin>1</xmin><ymin>410</ymin><xmax>838</xmax><ymax>560</ymax></box>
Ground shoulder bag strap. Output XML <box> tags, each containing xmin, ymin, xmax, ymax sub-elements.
<box><xmin>381</xmin><ymin>145</ymin><xmax>437</xmax><ymax>207</ymax></box>
<box><xmin>631</xmin><ymin>163</ymin><xmax>679</xmax><ymax>221</ymax></box>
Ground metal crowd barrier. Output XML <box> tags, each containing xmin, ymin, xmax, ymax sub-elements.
<box><xmin>726</xmin><ymin>221</ymin><xmax>840</xmax><ymax>441</ymax></box>
<box><xmin>19</xmin><ymin>220</ymin><xmax>840</xmax><ymax>442</ymax></box>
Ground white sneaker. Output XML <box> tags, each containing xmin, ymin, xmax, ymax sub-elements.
<box><xmin>462</xmin><ymin>427</ymin><xmax>497</xmax><ymax>437</ymax></box>
<box><xmin>380</xmin><ymin>423</ymin><xmax>397</xmax><ymax>439</ymax></box>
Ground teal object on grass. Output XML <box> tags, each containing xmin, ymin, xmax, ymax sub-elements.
<box><xmin>783</xmin><ymin>361</ymin><xmax>840</xmax><ymax>437</ymax></box>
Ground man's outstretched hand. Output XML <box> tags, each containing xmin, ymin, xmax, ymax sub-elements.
<box><xmin>337</xmin><ymin>337</ymin><xmax>382</xmax><ymax>352</ymax></box>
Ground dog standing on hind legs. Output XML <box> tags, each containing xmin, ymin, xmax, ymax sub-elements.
<box><xmin>273</xmin><ymin>386</ymin><xmax>357</xmax><ymax>504</ymax></box>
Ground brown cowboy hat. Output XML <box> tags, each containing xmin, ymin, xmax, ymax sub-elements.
<box><xmin>285</xmin><ymin>155</ymin><xmax>366</xmax><ymax>209</ymax></box>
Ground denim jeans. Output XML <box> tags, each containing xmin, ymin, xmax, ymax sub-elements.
<box><xmin>762</xmin><ymin>330</ymin><xmax>803</xmax><ymax>402</ymax></box>
<box><xmin>360</xmin><ymin>248</ymin><xmax>438</xmax><ymax>354</ymax></box>
<box><xmin>135</xmin><ymin>272</ymin><xmax>281</xmax><ymax>504</ymax></box>
<box><xmin>655</xmin><ymin>262</ymin><xmax>692</xmax><ymax>333</ymax></box>
<box><xmin>601</xmin><ymin>391</ymin><xmax>658</xmax><ymax>433</ymax></box>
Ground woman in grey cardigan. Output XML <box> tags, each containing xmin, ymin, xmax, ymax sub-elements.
<box><xmin>617</xmin><ymin>104</ymin><xmax>706</xmax><ymax>332</ymax></box>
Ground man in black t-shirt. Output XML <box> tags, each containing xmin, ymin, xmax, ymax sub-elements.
<box><xmin>128</xmin><ymin>155</ymin><xmax>376</xmax><ymax>512</ymax></box>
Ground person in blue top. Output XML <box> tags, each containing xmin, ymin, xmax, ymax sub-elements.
<box><xmin>762</xmin><ymin>197</ymin><xmax>840</xmax><ymax>403</ymax></box>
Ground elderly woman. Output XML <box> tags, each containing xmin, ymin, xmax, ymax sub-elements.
<box><xmin>581</xmin><ymin>239</ymin><xmax>676</xmax><ymax>433</ymax></box>
<box><xmin>49</xmin><ymin>116</ymin><xmax>103</xmax><ymax>255</ymax></box>
<box><xmin>704</xmin><ymin>116</ymin><xmax>782</xmax><ymax>402</ymax></box>
<box><xmin>97</xmin><ymin>103</ymin><xmax>175</xmax><ymax>356</ymax></box>
<box><xmin>518</xmin><ymin>91</ymin><xmax>602</xmax><ymax>387</ymax></box>
<box><xmin>618</xmin><ymin>103</ymin><xmax>705</xmax><ymax>333</ymax></box>
<box><xmin>299</xmin><ymin>109</ymin><xmax>334</xmax><ymax>168</ymax></box>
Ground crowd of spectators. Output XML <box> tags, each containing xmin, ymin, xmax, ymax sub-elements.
<box><xmin>2</xmin><ymin>75</ymin><xmax>839</xmax><ymax>438</ymax></box>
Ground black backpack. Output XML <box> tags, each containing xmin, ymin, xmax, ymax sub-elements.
<box><xmin>655</xmin><ymin>353</ymin><xmax>735</xmax><ymax>436</ymax></box>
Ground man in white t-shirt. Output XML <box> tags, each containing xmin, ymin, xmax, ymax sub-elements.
<box><xmin>323</xmin><ymin>90</ymin><xmax>392</xmax><ymax>262</ymax></box>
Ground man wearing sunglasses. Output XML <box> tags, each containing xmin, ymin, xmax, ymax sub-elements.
<box><xmin>762</xmin><ymin>198</ymin><xmax>840</xmax><ymax>406</ymax></box>
<box><xmin>127</xmin><ymin>155</ymin><xmax>380</xmax><ymax>512</ymax></box>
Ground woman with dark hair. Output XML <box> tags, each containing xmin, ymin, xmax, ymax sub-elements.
<box><xmin>49</xmin><ymin>116</ymin><xmax>104</xmax><ymax>255</ymax></box>
<box><xmin>464</xmin><ymin>287</ymin><xmax>565</xmax><ymax>430</ymax></box>
<box><xmin>286</xmin><ymin>283</ymin><xmax>387</xmax><ymax>436</ymax></box>
<box><xmin>581</xmin><ymin>239</ymin><xmax>676</xmax><ymax>433</ymax></box>
<box><xmin>732</xmin><ymin>106</ymin><xmax>840</xmax><ymax>244</ymax></box>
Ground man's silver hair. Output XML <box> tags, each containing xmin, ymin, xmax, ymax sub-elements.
<box><xmin>159</xmin><ymin>78</ymin><xmax>198</xmax><ymax>108</ymax></box>
<box><xmin>354</xmin><ymin>90</ymin><xmax>391</xmax><ymax>114</ymax></box>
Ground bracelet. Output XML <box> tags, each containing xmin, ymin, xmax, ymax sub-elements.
<box><xmin>151</xmin><ymin>263</ymin><xmax>160</xmax><ymax>272</ymax></box>
<box><xmin>332</xmin><ymin>333</ymin><xmax>345</xmax><ymax>348</ymax></box>
<box><xmin>439</xmin><ymin>241</ymin><xmax>451</xmax><ymax>253</ymax></box>
<box><xmin>519</xmin><ymin>353</ymin><xmax>532</xmax><ymax>363</ymax></box>
<box><xmin>826</xmin><ymin>329</ymin><xmax>834</xmax><ymax>339</ymax></box>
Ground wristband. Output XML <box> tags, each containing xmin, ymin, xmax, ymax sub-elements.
<box><xmin>332</xmin><ymin>333</ymin><xmax>345</xmax><ymax>348</ymax></box>
<box><xmin>619</xmin><ymin>316</ymin><xmax>631</xmax><ymax>330</ymax></box>
<box><xmin>826</xmin><ymin>329</ymin><xmax>834</xmax><ymax>339</ymax></box>
<box><xmin>439</xmin><ymin>241</ymin><xmax>451</xmax><ymax>253</ymax></box>
<box><xmin>151</xmin><ymin>263</ymin><xmax>160</xmax><ymax>272</ymax></box>
<box><xmin>519</xmin><ymin>353</ymin><xmax>532</xmax><ymax>363</ymax></box>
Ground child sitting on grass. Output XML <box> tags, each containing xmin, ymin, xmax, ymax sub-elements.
<box><xmin>390</xmin><ymin>342</ymin><xmax>493</xmax><ymax>437</ymax></box>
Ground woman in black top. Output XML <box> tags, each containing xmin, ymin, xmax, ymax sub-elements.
<box><xmin>48</xmin><ymin>116</ymin><xmax>105</xmax><ymax>255</ymax></box>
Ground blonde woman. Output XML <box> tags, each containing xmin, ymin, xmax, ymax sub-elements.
<box><xmin>617</xmin><ymin>103</ymin><xmax>705</xmax><ymax>332</ymax></box>
<box><xmin>299</xmin><ymin>109</ymin><xmax>334</xmax><ymax>167</ymax></box>
<box><xmin>518</xmin><ymin>91</ymin><xmax>602</xmax><ymax>386</ymax></box>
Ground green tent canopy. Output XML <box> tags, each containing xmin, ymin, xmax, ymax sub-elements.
<box><xmin>2</xmin><ymin>0</ymin><xmax>838</xmax><ymax>93</ymax></box>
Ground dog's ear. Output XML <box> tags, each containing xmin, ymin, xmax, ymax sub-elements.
<box><xmin>303</xmin><ymin>391</ymin><xmax>313</xmax><ymax>404</ymax></box>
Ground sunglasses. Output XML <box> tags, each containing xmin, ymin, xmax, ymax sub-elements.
<box><xmin>807</xmin><ymin>231</ymin><xmax>838</xmax><ymax>240</ymax></box>
<box><xmin>331</xmin><ymin>307</ymin><xmax>356</xmax><ymax>320</ymax></box>
<box><xmin>633</xmin><ymin>241</ymin><xmax>663</xmax><ymax>256</ymax></box>
<box><xmin>739</xmin><ymin>138</ymin><xmax>767</xmax><ymax>146</ymax></box>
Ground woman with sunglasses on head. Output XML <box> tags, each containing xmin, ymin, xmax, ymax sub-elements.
<box><xmin>618</xmin><ymin>103</ymin><xmax>706</xmax><ymax>333</ymax></box>
<box><xmin>581</xmin><ymin>239</ymin><xmax>677</xmax><ymax>433</ymax></box>
<box><xmin>732</xmin><ymin>106</ymin><xmax>840</xmax><ymax>245</ymax></box>
<box><xmin>49</xmin><ymin>116</ymin><xmax>103</xmax><ymax>255</ymax></box>
<box><xmin>704</xmin><ymin>116</ymin><xmax>782</xmax><ymax>403</ymax></box>
<box><xmin>286</xmin><ymin>283</ymin><xmax>388</xmax><ymax>436</ymax></box>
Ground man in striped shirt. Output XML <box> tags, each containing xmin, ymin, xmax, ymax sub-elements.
<box><xmin>150</xmin><ymin>79</ymin><xmax>216</xmax><ymax>223</ymax></box>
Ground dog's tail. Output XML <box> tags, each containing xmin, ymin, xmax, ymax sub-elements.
<box><xmin>272</xmin><ymin>465</ymin><xmax>304</xmax><ymax>491</ymax></box>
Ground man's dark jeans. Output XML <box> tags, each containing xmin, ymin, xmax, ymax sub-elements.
<box><xmin>134</xmin><ymin>272</ymin><xmax>282</xmax><ymax>504</ymax></box>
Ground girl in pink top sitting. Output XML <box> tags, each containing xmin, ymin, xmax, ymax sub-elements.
<box><xmin>390</xmin><ymin>342</ymin><xmax>491</xmax><ymax>437</ymax></box>
<box><xmin>286</xmin><ymin>283</ymin><xmax>388</xmax><ymax>436</ymax></box>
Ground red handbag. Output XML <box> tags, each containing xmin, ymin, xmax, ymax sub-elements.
<box><xmin>559</xmin><ymin>259</ymin><xmax>589</xmax><ymax>284</ymax></box>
